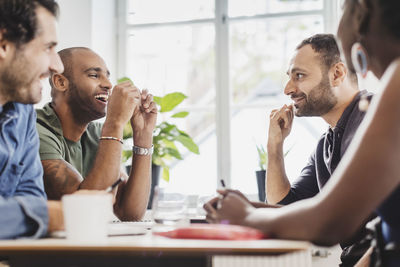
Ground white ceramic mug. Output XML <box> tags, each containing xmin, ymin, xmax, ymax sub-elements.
<box><xmin>62</xmin><ymin>193</ymin><xmax>112</xmax><ymax>243</ymax></box>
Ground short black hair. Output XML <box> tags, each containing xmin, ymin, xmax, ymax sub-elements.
<box><xmin>378</xmin><ymin>0</ymin><xmax>400</xmax><ymax>39</ymax></box>
<box><xmin>49</xmin><ymin>47</ymin><xmax>91</xmax><ymax>97</ymax></box>
<box><xmin>57</xmin><ymin>47</ymin><xmax>92</xmax><ymax>79</ymax></box>
<box><xmin>297</xmin><ymin>33</ymin><xmax>358</xmax><ymax>84</ymax></box>
<box><xmin>296</xmin><ymin>34</ymin><xmax>341</xmax><ymax>70</ymax></box>
<box><xmin>345</xmin><ymin>0</ymin><xmax>400</xmax><ymax>40</ymax></box>
<box><xmin>0</xmin><ymin>0</ymin><xmax>59</xmax><ymax>47</ymax></box>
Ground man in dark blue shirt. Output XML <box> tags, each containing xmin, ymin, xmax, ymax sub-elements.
<box><xmin>266</xmin><ymin>35</ymin><xmax>370</xmax><ymax>205</ymax></box>
<box><xmin>266</xmin><ymin>34</ymin><xmax>372</xmax><ymax>266</ymax></box>
<box><xmin>0</xmin><ymin>0</ymin><xmax>64</xmax><ymax>239</ymax></box>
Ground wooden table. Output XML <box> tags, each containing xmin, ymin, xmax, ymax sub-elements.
<box><xmin>0</xmin><ymin>230</ymin><xmax>311</xmax><ymax>267</ymax></box>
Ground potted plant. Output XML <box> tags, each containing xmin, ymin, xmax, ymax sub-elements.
<box><xmin>119</xmin><ymin>78</ymin><xmax>199</xmax><ymax>207</ymax></box>
<box><xmin>255</xmin><ymin>144</ymin><xmax>293</xmax><ymax>202</ymax></box>
<box><xmin>255</xmin><ymin>144</ymin><xmax>268</xmax><ymax>202</ymax></box>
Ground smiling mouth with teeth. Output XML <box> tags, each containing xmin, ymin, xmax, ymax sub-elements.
<box><xmin>94</xmin><ymin>94</ymin><xmax>109</xmax><ymax>103</ymax></box>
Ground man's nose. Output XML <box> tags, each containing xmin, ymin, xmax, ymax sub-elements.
<box><xmin>101</xmin><ymin>77</ymin><xmax>113</xmax><ymax>91</ymax></box>
<box><xmin>284</xmin><ymin>79</ymin><xmax>296</xmax><ymax>96</ymax></box>
<box><xmin>50</xmin><ymin>52</ymin><xmax>64</xmax><ymax>74</ymax></box>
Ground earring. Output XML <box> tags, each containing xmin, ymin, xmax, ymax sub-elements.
<box><xmin>358</xmin><ymin>94</ymin><xmax>369</xmax><ymax>112</ymax></box>
<box><xmin>351</xmin><ymin>42</ymin><xmax>368</xmax><ymax>78</ymax></box>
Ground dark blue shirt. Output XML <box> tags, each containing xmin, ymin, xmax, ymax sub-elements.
<box><xmin>278</xmin><ymin>90</ymin><xmax>373</xmax><ymax>204</ymax></box>
<box><xmin>0</xmin><ymin>102</ymin><xmax>48</xmax><ymax>239</ymax></box>
<box><xmin>378</xmin><ymin>186</ymin><xmax>400</xmax><ymax>247</ymax></box>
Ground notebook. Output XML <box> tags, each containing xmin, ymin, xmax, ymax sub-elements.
<box><xmin>50</xmin><ymin>222</ymin><xmax>147</xmax><ymax>238</ymax></box>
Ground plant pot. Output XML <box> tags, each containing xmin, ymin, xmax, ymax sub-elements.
<box><xmin>255</xmin><ymin>170</ymin><xmax>266</xmax><ymax>202</ymax></box>
<box><xmin>148</xmin><ymin>163</ymin><xmax>161</xmax><ymax>209</ymax></box>
<box><xmin>124</xmin><ymin>163</ymin><xmax>161</xmax><ymax>209</ymax></box>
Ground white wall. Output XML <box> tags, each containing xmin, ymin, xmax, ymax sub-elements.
<box><xmin>57</xmin><ymin>0</ymin><xmax>117</xmax><ymax>78</ymax></box>
<box><xmin>37</xmin><ymin>0</ymin><xmax>117</xmax><ymax>107</ymax></box>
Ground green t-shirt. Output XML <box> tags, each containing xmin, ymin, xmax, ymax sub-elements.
<box><xmin>36</xmin><ymin>103</ymin><xmax>103</xmax><ymax>178</ymax></box>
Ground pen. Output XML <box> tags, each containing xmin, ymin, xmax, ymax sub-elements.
<box><xmin>216</xmin><ymin>179</ymin><xmax>227</xmax><ymax>209</ymax></box>
<box><xmin>105</xmin><ymin>177</ymin><xmax>124</xmax><ymax>193</ymax></box>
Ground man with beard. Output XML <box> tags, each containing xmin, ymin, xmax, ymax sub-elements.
<box><xmin>0</xmin><ymin>0</ymin><xmax>64</xmax><ymax>239</ymax></box>
<box><xmin>266</xmin><ymin>34</ymin><xmax>369</xmax><ymax>205</ymax></box>
<box><xmin>266</xmin><ymin>34</ymin><xmax>372</xmax><ymax>266</ymax></box>
<box><xmin>36</xmin><ymin>47</ymin><xmax>157</xmax><ymax>221</ymax></box>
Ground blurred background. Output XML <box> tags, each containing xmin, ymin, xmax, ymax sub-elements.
<box><xmin>40</xmin><ymin>0</ymin><xmax>379</xmax><ymax>197</ymax></box>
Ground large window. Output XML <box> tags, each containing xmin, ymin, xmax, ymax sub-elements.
<box><xmin>118</xmin><ymin>0</ymin><xmax>337</xmax><ymax>195</ymax></box>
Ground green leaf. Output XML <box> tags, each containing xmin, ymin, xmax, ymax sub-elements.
<box><xmin>122</xmin><ymin>122</ymin><xmax>133</xmax><ymax>139</ymax></box>
<box><xmin>175</xmin><ymin>135</ymin><xmax>199</xmax><ymax>154</ymax></box>
<box><xmin>159</xmin><ymin>123</ymin><xmax>176</xmax><ymax>134</ymax></box>
<box><xmin>162</xmin><ymin>166</ymin><xmax>170</xmax><ymax>182</ymax></box>
<box><xmin>117</xmin><ymin>77</ymin><xmax>132</xmax><ymax>84</ymax></box>
<box><xmin>163</xmin><ymin>139</ymin><xmax>177</xmax><ymax>149</ymax></box>
<box><xmin>153</xmin><ymin>96</ymin><xmax>162</xmax><ymax>106</ymax></box>
<box><xmin>164</xmin><ymin>147</ymin><xmax>182</xmax><ymax>160</ymax></box>
<box><xmin>255</xmin><ymin>144</ymin><xmax>267</xmax><ymax>170</ymax></box>
<box><xmin>171</xmin><ymin>111</ymin><xmax>189</xmax><ymax>118</ymax></box>
<box><xmin>178</xmin><ymin>129</ymin><xmax>190</xmax><ymax>137</ymax></box>
<box><xmin>122</xmin><ymin>150</ymin><xmax>133</xmax><ymax>163</ymax></box>
<box><xmin>284</xmin><ymin>144</ymin><xmax>295</xmax><ymax>157</ymax></box>
<box><xmin>159</xmin><ymin>92</ymin><xmax>187</xmax><ymax>112</ymax></box>
<box><xmin>152</xmin><ymin>156</ymin><xmax>163</xmax><ymax>166</ymax></box>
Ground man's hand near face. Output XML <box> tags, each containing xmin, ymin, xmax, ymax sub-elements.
<box><xmin>266</xmin><ymin>104</ymin><xmax>294</xmax><ymax>204</ymax></box>
<box><xmin>105</xmin><ymin>81</ymin><xmax>141</xmax><ymax>130</ymax></box>
<box><xmin>130</xmin><ymin>89</ymin><xmax>158</xmax><ymax>147</ymax></box>
<box><xmin>268</xmin><ymin>104</ymin><xmax>294</xmax><ymax>149</ymax></box>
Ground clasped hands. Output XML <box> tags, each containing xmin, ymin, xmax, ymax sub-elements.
<box><xmin>106</xmin><ymin>80</ymin><xmax>158</xmax><ymax>140</ymax></box>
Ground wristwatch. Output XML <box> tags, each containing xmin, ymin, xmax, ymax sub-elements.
<box><xmin>132</xmin><ymin>145</ymin><xmax>154</xmax><ymax>156</ymax></box>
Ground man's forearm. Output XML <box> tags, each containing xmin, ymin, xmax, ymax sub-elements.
<box><xmin>266</xmin><ymin>144</ymin><xmax>291</xmax><ymax>204</ymax></box>
<box><xmin>79</xmin><ymin>121</ymin><xmax>124</xmax><ymax>190</ymax></box>
<box><xmin>0</xmin><ymin>196</ymin><xmax>48</xmax><ymax>239</ymax></box>
<box><xmin>114</xmin><ymin>133</ymin><xmax>152</xmax><ymax>221</ymax></box>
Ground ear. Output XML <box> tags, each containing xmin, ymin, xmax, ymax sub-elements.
<box><xmin>329</xmin><ymin>62</ymin><xmax>347</xmax><ymax>87</ymax></box>
<box><xmin>51</xmin><ymin>73</ymin><xmax>69</xmax><ymax>92</ymax></box>
<box><xmin>0</xmin><ymin>30</ymin><xmax>13</xmax><ymax>59</ymax></box>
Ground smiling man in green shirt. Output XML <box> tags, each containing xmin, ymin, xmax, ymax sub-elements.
<box><xmin>36</xmin><ymin>47</ymin><xmax>157</xmax><ymax>221</ymax></box>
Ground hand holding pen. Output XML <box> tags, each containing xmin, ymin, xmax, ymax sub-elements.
<box><xmin>105</xmin><ymin>177</ymin><xmax>125</xmax><ymax>193</ymax></box>
<box><xmin>216</xmin><ymin>179</ymin><xmax>227</xmax><ymax>209</ymax></box>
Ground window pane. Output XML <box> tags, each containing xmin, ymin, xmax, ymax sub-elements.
<box><xmin>159</xmin><ymin>110</ymin><xmax>217</xmax><ymax>195</ymax></box>
<box><xmin>230</xmin><ymin>16</ymin><xmax>323</xmax><ymax>105</ymax></box>
<box><xmin>126</xmin><ymin>24</ymin><xmax>215</xmax><ymax>107</ymax></box>
<box><xmin>230</xmin><ymin>107</ymin><xmax>326</xmax><ymax>194</ymax></box>
<box><xmin>127</xmin><ymin>0</ymin><xmax>214</xmax><ymax>24</ymax></box>
<box><xmin>125</xmin><ymin>24</ymin><xmax>217</xmax><ymax>195</ymax></box>
<box><xmin>229</xmin><ymin>0</ymin><xmax>323</xmax><ymax>17</ymax></box>
<box><xmin>229</xmin><ymin>15</ymin><xmax>325</xmax><ymax>194</ymax></box>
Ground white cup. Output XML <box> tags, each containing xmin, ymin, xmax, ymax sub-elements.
<box><xmin>62</xmin><ymin>193</ymin><xmax>112</xmax><ymax>243</ymax></box>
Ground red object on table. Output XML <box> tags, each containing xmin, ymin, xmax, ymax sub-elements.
<box><xmin>154</xmin><ymin>224</ymin><xmax>266</xmax><ymax>240</ymax></box>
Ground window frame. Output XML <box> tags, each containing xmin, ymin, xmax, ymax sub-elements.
<box><xmin>117</xmin><ymin>0</ymin><xmax>340</xmax><ymax>189</ymax></box>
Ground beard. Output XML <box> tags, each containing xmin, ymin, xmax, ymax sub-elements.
<box><xmin>66</xmin><ymin>80</ymin><xmax>107</xmax><ymax>125</ymax></box>
<box><xmin>293</xmin><ymin>74</ymin><xmax>337</xmax><ymax>117</ymax></box>
<box><xmin>0</xmin><ymin>50</ymin><xmax>44</xmax><ymax>104</ymax></box>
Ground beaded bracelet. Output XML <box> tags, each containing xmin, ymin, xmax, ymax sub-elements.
<box><xmin>99</xmin><ymin>136</ymin><xmax>123</xmax><ymax>144</ymax></box>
